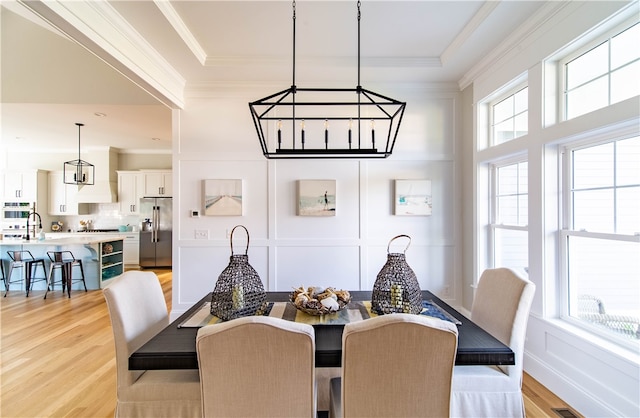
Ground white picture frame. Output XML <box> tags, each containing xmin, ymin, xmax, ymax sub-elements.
<box><xmin>203</xmin><ymin>179</ymin><xmax>243</xmax><ymax>216</ymax></box>
<box><xmin>394</xmin><ymin>179</ymin><xmax>432</xmax><ymax>216</ymax></box>
<box><xmin>298</xmin><ymin>179</ymin><xmax>336</xmax><ymax>216</ymax></box>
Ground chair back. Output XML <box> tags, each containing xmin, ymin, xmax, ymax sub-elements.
<box><xmin>471</xmin><ymin>268</ymin><xmax>535</xmax><ymax>382</ymax></box>
<box><xmin>7</xmin><ymin>250</ymin><xmax>34</xmax><ymax>263</ymax></box>
<box><xmin>103</xmin><ymin>271</ymin><xmax>169</xmax><ymax>392</ymax></box>
<box><xmin>196</xmin><ymin>316</ymin><xmax>316</xmax><ymax>418</ymax></box>
<box><xmin>47</xmin><ymin>251</ymin><xmax>76</xmax><ymax>263</ymax></box>
<box><xmin>341</xmin><ymin>313</ymin><xmax>458</xmax><ymax>418</ymax></box>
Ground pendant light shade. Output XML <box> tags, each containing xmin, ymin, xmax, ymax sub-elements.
<box><xmin>63</xmin><ymin>123</ymin><xmax>95</xmax><ymax>185</ymax></box>
<box><xmin>249</xmin><ymin>1</ymin><xmax>406</xmax><ymax>159</ymax></box>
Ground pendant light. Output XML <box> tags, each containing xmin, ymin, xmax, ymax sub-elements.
<box><xmin>249</xmin><ymin>1</ymin><xmax>406</xmax><ymax>159</ymax></box>
<box><xmin>63</xmin><ymin>123</ymin><xmax>95</xmax><ymax>185</ymax></box>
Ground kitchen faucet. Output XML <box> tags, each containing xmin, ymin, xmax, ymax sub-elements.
<box><xmin>25</xmin><ymin>210</ymin><xmax>43</xmax><ymax>241</ymax></box>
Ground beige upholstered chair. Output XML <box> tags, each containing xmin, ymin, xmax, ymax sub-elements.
<box><xmin>329</xmin><ymin>313</ymin><xmax>459</xmax><ymax>418</ymax></box>
<box><xmin>451</xmin><ymin>267</ymin><xmax>535</xmax><ymax>418</ymax></box>
<box><xmin>103</xmin><ymin>271</ymin><xmax>201</xmax><ymax>418</ymax></box>
<box><xmin>196</xmin><ymin>316</ymin><xmax>316</xmax><ymax>418</ymax></box>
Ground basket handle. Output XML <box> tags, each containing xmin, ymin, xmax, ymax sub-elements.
<box><xmin>387</xmin><ymin>234</ymin><xmax>411</xmax><ymax>254</ymax></box>
<box><xmin>230</xmin><ymin>225</ymin><xmax>250</xmax><ymax>255</ymax></box>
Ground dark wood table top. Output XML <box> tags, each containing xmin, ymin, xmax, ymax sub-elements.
<box><xmin>129</xmin><ymin>290</ymin><xmax>514</xmax><ymax>370</ymax></box>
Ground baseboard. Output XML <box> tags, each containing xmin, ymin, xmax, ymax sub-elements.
<box><xmin>525</xmin><ymin>351</ymin><xmax>623</xmax><ymax>417</ymax></box>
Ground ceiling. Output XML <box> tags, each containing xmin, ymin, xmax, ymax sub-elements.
<box><xmin>1</xmin><ymin>0</ymin><xmax>547</xmax><ymax>154</ymax></box>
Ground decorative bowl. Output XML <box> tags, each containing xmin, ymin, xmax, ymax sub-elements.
<box><xmin>290</xmin><ymin>286</ymin><xmax>351</xmax><ymax>316</ymax></box>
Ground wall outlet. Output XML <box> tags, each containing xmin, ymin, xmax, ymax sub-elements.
<box><xmin>194</xmin><ymin>229</ymin><xmax>209</xmax><ymax>239</ymax></box>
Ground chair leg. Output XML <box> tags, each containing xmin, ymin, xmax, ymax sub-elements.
<box><xmin>77</xmin><ymin>261</ymin><xmax>87</xmax><ymax>292</ymax></box>
<box><xmin>44</xmin><ymin>263</ymin><xmax>55</xmax><ymax>300</ymax></box>
<box><xmin>66</xmin><ymin>263</ymin><xmax>72</xmax><ymax>298</ymax></box>
<box><xmin>4</xmin><ymin>263</ymin><xmax>20</xmax><ymax>297</ymax></box>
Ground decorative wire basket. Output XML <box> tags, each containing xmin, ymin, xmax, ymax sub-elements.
<box><xmin>371</xmin><ymin>234</ymin><xmax>422</xmax><ymax>315</ymax></box>
<box><xmin>210</xmin><ymin>225</ymin><xmax>267</xmax><ymax>320</ymax></box>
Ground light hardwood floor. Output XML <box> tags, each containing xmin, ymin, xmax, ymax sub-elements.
<box><xmin>1</xmin><ymin>269</ymin><xmax>580</xmax><ymax>417</ymax></box>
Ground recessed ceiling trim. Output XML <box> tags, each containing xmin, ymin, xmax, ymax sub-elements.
<box><xmin>204</xmin><ymin>56</ymin><xmax>440</xmax><ymax>68</ymax></box>
<box><xmin>440</xmin><ymin>1</ymin><xmax>499</xmax><ymax>66</ymax></box>
<box><xmin>458</xmin><ymin>1</ymin><xmax>571</xmax><ymax>90</ymax></box>
<box><xmin>154</xmin><ymin>0</ymin><xmax>207</xmax><ymax>66</ymax></box>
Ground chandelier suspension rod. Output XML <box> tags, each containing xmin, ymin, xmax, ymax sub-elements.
<box><xmin>77</xmin><ymin>123</ymin><xmax>83</xmax><ymax>161</ymax></box>
<box><xmin>291</xmin><ymin>0</ymin><xmax>297</xmax><ymax>149</ymax></box>
<box><xmin>357</xmin><ymin>0</ymin><xmax>362</xmax><ymax>148</ymax></box>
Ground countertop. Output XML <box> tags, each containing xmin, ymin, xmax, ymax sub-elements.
<box><xmin>0</xmin><ymin>236</ymin><xmax>124</xmax><ymax>245</ymax></box>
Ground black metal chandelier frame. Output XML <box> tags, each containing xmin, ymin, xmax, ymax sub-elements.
<box><xmin>63</xmin><ymin>123</ymin><xmax>95</xmax><ymax>185</ymax></box>
<box><xmin>249</xmin><ymin>0</ymin><xmax>406</xmax><ymax>159</ymax></box>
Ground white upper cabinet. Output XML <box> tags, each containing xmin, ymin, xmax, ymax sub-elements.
<box><xmin>2</xmin><ymin>170</ymin><xmax>43</xmax><ymax>202</ymax></box>
<box><xmin>141</xmin><ymin>171</ymin><xmax>172</xmax><ymax>197</ymax></box>
<box><xmin>117</xmin><ymin>171</ymin><xmax>142</xmax><ymax>215</ymax></box>
<box><xmin>48</xmin><ymin>171</ymin><xmax>89</xmax><ymax>215</ymax></box>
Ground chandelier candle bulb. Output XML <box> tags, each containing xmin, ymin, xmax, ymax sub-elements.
<box><xmin>277</xmin><ymin>120</ymin><xmax>282</xmax><ymax>147</ymax></box>
<box><xmin>324</xmin><ymin>119</ymin><xmax>329</xmax><ymax>148</ymax></box>
<box><xmin>371</xmin><ymin>119</ymin><xmax>376</xmax><ymax>148</ymax></box>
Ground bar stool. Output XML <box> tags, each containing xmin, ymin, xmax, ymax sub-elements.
<box><xmin>45</xmin><ymin>251</ymin><xmax>87</xmax><ymax>299</ymax></box>
<box><xmin>4</xmin><ymin>250</ymin><xmax>48</xmax><ymax>297</ymax></box>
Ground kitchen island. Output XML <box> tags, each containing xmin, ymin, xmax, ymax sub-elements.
<box><xmin>0</xmin><ymin>236</ymin><xmax>125</xmax><ymax>291</ymax></box>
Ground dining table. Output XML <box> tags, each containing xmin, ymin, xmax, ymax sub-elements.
<box><xmin>129</xmin><ymin>290</ymin><xmax>514</xmax><ymax>370</ymax></box>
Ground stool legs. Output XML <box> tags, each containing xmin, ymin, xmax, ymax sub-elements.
<box><xmin>44</xmin><ymin>259</ymin><xmax>87</xmax><ymax>299</ymax></box>
<box><xmin>25</xmin><ymin>260</ymin><xmax>47</xmax><ymax>297</ymax></box>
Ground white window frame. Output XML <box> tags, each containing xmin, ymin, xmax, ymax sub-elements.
<box><xmin>488</xmin><ymin>84</ymin><xmax>529</xmax><ymax>146</ymax></box>
<box><xmin>489</xmin><ymin>155</ymin><xmax>529</xmax><ymax>274</ymax></box>
<box><xmin>559</xmin><ymin>133</ymin><xmax>640</xmax><ymax>349</ymax></box>
<box><xmin>559</xmin><ymin>18</ymin><xmax>640</xmax><ymax>122</ymax></box>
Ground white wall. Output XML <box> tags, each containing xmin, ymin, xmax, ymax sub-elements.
<box><xmin>462</xmin><ymin>1</ymin><xmax>639</xmax><ymax>416</ymax></box>
<box><xmin>172</xmin><ymin>84</ymin><xmax>462</xmax><ymax>314</ymax></box>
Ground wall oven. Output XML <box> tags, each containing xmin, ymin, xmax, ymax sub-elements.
<box><xmin>1</xmin><ymin>202</ymin><xmax>34</xmax><ymax>239</ymax></box>
<box><xmin>3</xmin><ymin>202</ymin><xmax>33</xmax><ymax>220</ymax></box>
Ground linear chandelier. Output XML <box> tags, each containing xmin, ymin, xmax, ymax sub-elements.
<box><xmin>249</xmin><ymin>1</ymin><xmax>406</xmax><ymax>159</ymax></box>
<box><xmin>63</xmin><ymin>123</ymin><xmax>95</xmax><ymax>185</ymax></box>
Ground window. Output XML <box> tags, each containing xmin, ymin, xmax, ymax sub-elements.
<box><xmin>563</xmin><ymin>22</ymin><xmax>640</xmax><ymax>120</ymax></box>
<box><xmin>491</xmin><ymin>86</ymin><xmax>528</xmax><ymax>145</ymax></box>
<box><xmin>562</xmin><ymin>135</ymin><xmax>640</xmax><ymax>342</ymax></box>
<box><xmin>490</xmin><ymin>160</ymin><xmax>528</xmax><ymax>273</ymax></box>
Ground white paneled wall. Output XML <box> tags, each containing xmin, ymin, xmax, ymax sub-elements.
<box><xmin>172</xmin><ymin>87</ymin><xmax>460</xmax><ymax>316</ymax></box>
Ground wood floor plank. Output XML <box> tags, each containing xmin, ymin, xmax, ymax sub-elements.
<box><xmin>1</xmin><ymin>269</ymin><xmax>577</xmax><ymax>417</ymax></box>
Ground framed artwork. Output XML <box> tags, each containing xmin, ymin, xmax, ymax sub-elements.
<box><xmin>203</xmin><ymin>179</ymin><xmax>243</xmax><ymax>216</ymax></box>
<box><xmin>298</xmin><ymin>179</ymin><xmax>336</xmax><ymax>216</ymax></box>
<box><xmin>394</xmin><ymin>179</ymin><xmax>432</xmax><ymax>216</ymax></box>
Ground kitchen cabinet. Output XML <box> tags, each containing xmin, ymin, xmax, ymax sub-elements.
<box><xmin>117</xmin><ymin>171</ymin><xmax>142</xmax><ymax>215</ymax></box>
<box><xmin>121</xmin><ymin>232</ymin><xmax>140</xmax><ymax>266</ymax></box>
<box><xmin>2</xmin><ymin>169</ymin><xmax>48</xmax><ymax>203</ymax></box>
<box><xmin>141</xmin><ymin>171</ymin><xmax>172</xmax><ymax>197</ymax></box>
<box><xmin>48</xmin><ymin>171</ymin><xmax>90</xmax><ymax>215</ymax></box>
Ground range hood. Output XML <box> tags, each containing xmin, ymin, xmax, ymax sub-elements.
<box><xmin>76</xmin><ymin>147</ymin><xmax>118</xmax><ymax>203</ymax></box>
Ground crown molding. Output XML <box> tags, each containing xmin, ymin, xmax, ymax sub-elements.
<box><xmin>458</xmin><ymin>1</ymin><xmax>571</xmax><ymax>90</ymax></box>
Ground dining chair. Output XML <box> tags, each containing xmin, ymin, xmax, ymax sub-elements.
<box><xmin>196</xmin><ymin>316</ymin><xmax>316</xmax><ymax>418</ymax></box>
<box><xmin>450</xmin><ymin>267</ymin><xmax>535</xmax><ymax>418</ymax></box>
<box><xmin>103</xmin><ymin>270</ymin><xmax>201</xmax><ymax>418</ymax></box>
<box><xmin>329</xmin><ymin>313</ymin><xmax>459</xmax><ymax>418</ymax></box>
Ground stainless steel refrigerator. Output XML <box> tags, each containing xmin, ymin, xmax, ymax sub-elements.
<box><xmin>139</xmin><ymin>197</ymin><xmax>172</xmax><ymax>268</ymax></box>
